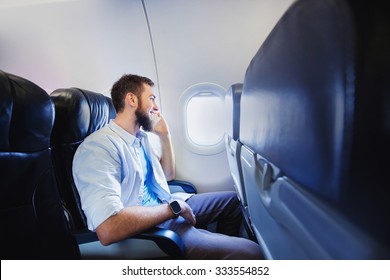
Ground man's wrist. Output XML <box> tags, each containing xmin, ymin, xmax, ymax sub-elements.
<box><xmin>163</xmin><ymin>200</ymin><xmax>181</xmax><ymax>219</ymax></box>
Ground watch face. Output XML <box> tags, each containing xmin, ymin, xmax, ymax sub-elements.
<box><xmin>170</xmin><ymin>200</ymin><xmax>181</xmax><ymax>214</ymax></box>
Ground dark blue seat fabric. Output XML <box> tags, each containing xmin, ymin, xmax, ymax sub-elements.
<box><xmin>239</xmin><ymin>0</ymin><xmax>390</xmax><ymax>259</ymax></box>
<box><xmin>50</xmin><ymin>88</ymin><xmax>186</xmax><ymax>258</ymax></box>
<box><xmin>0</xmin><ymin>70</ymin><xmax>80</xmax><ymax>259</ymax></box>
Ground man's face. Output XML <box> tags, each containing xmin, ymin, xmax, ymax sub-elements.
<box><xmin>135</xmin><ymin>84</ymin><xmax>157</xmax><ymax>132</ymax></box>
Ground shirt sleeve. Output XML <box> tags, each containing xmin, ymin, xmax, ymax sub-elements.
<box><xmin>72</xmin><ymin>134</ymin><xmax>124</xmax><ymax>231</ymax></box>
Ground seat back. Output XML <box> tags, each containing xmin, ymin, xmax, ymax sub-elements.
<box><xmin>0</xmin><ymin>70</ymin><xmax>79</xmax><ymax>259</ymax></box>
<box><xmin>239</xmin><ymin>0</ymin><xmax>390</xmax><ymax>259</ymax></box>
<box><xmin>225</xmin><ymin>83</ymin><xmax>255</xmax><ymax>239</ymax></box>
<box><xmin>224</xmin><ymin>83</ymin><xmax>246</xmax><ymax>206</ymax></box>
<box><xmin>50</xmin><ymin>88</ymin><xmax>116</xmax><ymax>233</ymax></box>
<box><xmin>50</xmin><ymin>88</ymin><xmax>187</xmax><ymax>257</ymax></box>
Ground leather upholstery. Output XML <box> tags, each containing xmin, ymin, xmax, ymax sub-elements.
<box><xmin>239</xmin><ymin>0</ymin><xmax>389</xmax><ymax>258</ymax></box>
<box><xmin>241</xmin><ymin>0</ymin><xmax>356</xmax><ymax>201</ymax></box>
<box><xmin>50</xmin><ymin>88</ymin><xmax>186</xmax><ymax>258</ymax></box>
<box><xmin>0</xmin><ymin>70</ymin><xmax>79</xmax><ymax>259</ymax></box>
<box><xmin>50</xmin><ymin>88</ymin><xmax>116</xmax><ymax>231</ymax></box>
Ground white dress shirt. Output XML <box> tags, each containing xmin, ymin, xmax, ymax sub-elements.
<box><xmin>72</xmin><ymin>120</ymin><xmax>191</xmax><ymax>231</ymax></box>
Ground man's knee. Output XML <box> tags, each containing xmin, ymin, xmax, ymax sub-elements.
<box><xmin>236</xmin><ymin>242</ymin><xmax>264</xmax><ymax>259</ymax></box>
<box><xmin>219</xmin><ymin>190</ymin><xmax>240</xmax><ymax>207</ymax></box>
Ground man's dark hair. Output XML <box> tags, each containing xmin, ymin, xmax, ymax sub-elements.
<box><xmin>111</xmin><ymin>74</ymin><xmax>154</xmax><ymax>112</ymax></box>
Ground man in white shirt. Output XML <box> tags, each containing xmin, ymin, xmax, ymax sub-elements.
<box><xmin>73</xmin><ymin>74</ymin><xmax>263</xmax><ymax>259</ymax></box>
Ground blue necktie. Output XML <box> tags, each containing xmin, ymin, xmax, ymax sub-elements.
<box><xmin>140</xmin><ymin>143</ymin><xmax>172</xmax><ymax>202</ymax></box>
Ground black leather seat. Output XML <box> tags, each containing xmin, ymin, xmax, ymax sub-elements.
<box><xmin>50</xmin><ymin>87</ymin><xmax>188</xmax><ymax>258</ymax></box>
<box><xmin>239</xmin><ymin>0</ymin><xmax>390</xmax><ymax>259</ymax></box>
<box><xmin>0</xmin><ymin>70</ymin><xmax>80</xmax><ymax>259</ymax></box>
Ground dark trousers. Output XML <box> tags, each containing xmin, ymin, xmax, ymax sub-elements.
<box><xmin>159</xmin><ymin>191</ymin><xmax>263</xmax><ymax>259</ymax></box>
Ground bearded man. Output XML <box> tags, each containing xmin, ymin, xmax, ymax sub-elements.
<box><xmin>72</xmin><ymin>74</ymin><xmax>263</xmax><ymax>259</ymax></box>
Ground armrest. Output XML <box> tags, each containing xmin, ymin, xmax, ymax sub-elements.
<box><xmin>168</xmin><ymin>179</ymin><xmax>197</xmax><ymax>194</ymax></box>
<box><xmin>70</xmin><ymin>180</ymin><xmax>195</xmax><ymax>259</ymax></box>
<box><xmin>135</xmin><ymin>227</ymin><xmax>185</xmax><ymax>258</ymax></box>
<box><xmin>74</xmin><ymin>227</ymin><xmax>185</xmax><ymax>258</ymax></box>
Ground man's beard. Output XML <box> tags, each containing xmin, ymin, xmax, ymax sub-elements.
<box><xmin>135</xmin><ymin>107</ymin><xmax>152</xmax><ymax>132</ymax></box>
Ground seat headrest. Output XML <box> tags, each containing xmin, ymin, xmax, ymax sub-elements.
<box><xmin>50</xmin><ymin>88</ymin><xmax>116</xmax><ymax>145</ymax></box>
<box><xmin>225</xmin><ymin>83</ymin><xmax>243</xmax><ymax>141</ymax></box>
<box><xmin>0</xmin><ymin>70</ymin><xmax>53</xmax><ymax>152</ymax></box>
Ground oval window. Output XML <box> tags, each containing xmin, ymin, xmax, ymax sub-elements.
<box><xmin>179</xmin><ymin>83</ymin><xmax>227</xmax><ymax>155</ymax></box>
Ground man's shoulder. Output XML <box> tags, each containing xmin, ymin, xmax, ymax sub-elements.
<box><xmin>74</xmin><ymin>124</ymin><xmax>120</xmax><ymax>161</ymax></box>
<box><xmin>80</xmin><ymin>123</ymin><xmax>122</xmax><ymax>148</ymax></box>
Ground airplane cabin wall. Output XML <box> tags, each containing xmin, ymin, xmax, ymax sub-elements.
<box><xmin>145</xmin><ymin>0</ymin><xmax>294</xmax><ymax>192</ymax></box>
<box><xmin>0</xmin><ymin>0</ymin><xmax>158</xmax><ymax>95</ymax></box>
<box><xmin>0</xmin><ymin>0</ymin><xmax>294</xmax><ymax>193</ymax></box>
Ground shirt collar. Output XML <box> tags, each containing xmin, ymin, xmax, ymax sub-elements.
<box><xmin>108</xmin><ymin>120</ymin><xmax>147</xmax><ymax>147</ymax></box>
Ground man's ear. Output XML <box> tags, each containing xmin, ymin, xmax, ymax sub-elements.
<box><xmin>126</xmin><ymin>92</ymin><xmax>138</xmax><ymax>107</ymax></box>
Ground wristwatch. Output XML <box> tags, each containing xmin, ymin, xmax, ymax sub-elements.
<box><xmin>166</xmin><ymin>200</ymin><xmax>181</xmax><ymax>219</ymax></box>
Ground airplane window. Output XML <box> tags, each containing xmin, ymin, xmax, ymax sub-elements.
<box><xmin>187</xmin><ymin>92</ymin><xmax>225</xmax><ymax>145</ymax></box>
<box><xmin>179</xmin><ymin>83</ymin><xmax>226</xmax><ymax>155</ymax></box>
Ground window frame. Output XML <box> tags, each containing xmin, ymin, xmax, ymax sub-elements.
<box><xmin>179</xmin><ymin>83</ymin><xmax>227</xmax><ymax>155</ymax></box>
